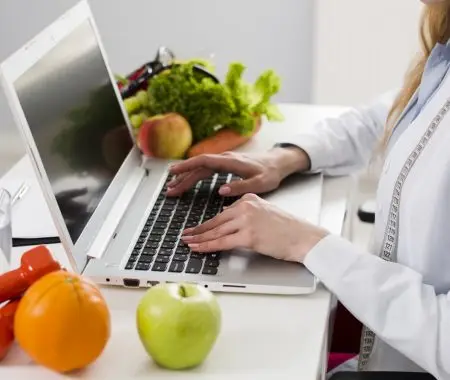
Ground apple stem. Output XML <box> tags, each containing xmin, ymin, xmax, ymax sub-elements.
<box><xmin>179</xmin><ymin>284</ymin><xmax>187</xmax><ymax>298</ymax></box>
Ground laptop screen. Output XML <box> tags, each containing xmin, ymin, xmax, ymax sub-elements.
<box><xmin>13</xmin><ymin>19</ymin><xmax>133</xmax><ymax>243</ymax></box>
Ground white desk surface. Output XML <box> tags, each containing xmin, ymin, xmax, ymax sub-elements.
<box><xmin>0</xmin><ymin>104</ymin><xmax>352</xmax><ymax>380</ymax></box>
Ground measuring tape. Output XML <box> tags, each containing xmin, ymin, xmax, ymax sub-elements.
<box><xmin>357</xmin><ymin>98</ymin><xmax>450</xmax><ymax>370</ymax></box>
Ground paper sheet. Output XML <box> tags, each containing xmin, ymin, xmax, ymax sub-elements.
<box><xmin>0</xmin><ymin>155</ymin><xmax>58</xmax><ymax>238</ymax></box>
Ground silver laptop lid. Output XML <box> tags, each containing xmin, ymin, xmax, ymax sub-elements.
<box><xmin>0</xmin><ymin>0</ymin><xmax>144</xmax><ymax>272</ymax></box>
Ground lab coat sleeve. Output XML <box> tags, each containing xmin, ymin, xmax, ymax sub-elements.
<box><xmin>279</xmin><ymin>90</ymin><xmax>397</xmax><ymax>176</ymax></box>
<box><xmin>304</xmin><ymin>234</ymin><xmax>450</xmax><ymax>379</ymax></box>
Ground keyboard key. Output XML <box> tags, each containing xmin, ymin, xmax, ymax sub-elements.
<box><xmin>190</xmin><ymin>253</ymin><xmax>204</xmax><ymax>259</ymax></box>
<box><xmin>125</xmin><ymin>262</ymin><xmax>135</xmax><ymax>270</ymax></box>
<box><xmin>135</xmin><ymin>243</ymin><xmax>143</xmax><ymax>250</ymax></box>
<box><xmin>158</xmin><ymin>249</ymin><xmax>173</xmax><ymax>257</ymax></box>
<box><xmin>176</xmin><ymin>246</ymin><xmax>190</xmax><ymax>254</ymax></box>
<box><xmin>147</xmin><ymin>235</ymin><xmax>162</xmax><ymax>242</ymax></box>
<box><xmin>208</xmin><ymin>252</ymin><xmax>221</xmax><ymax>260</ymax></box>
<box><xmin>139</xmin><ymin>255</ymin><xmax>154</xmax><ymax>264</ymax></box>
<box><xmin>186</xmin><ymin>259</ymin><xmax>203</xmax><ymax>274</ymax></box>
<box><xmin>156</xmin><ymin>216</ymin><xmax>171</xmax><ymax>223</ymax></box>
<box><xmin>156</xmin><ymin>256</ymin><xmax>170</xmax><ymax>263</ymax></box>
<box><xmin>173</xmin><ymin>254</ymin><xmax>189</xmax><ymax>261</ymax></box>
<box><xmin>169</xmin><ymin>224</ymin><xmax>184</xmax><ymax>232</ymax></box>
<box><xmin>169</xmin><ymin>261</ymin><xmax>185</xmax><ymax>273</ymax></box>
<box><xmin>138</xmin><ymin>237</ymin><xmax>146</xmax><ymax>243</ymax></box>
<box><xmin>136</xmin><ymin>262</ymin><xmax>151</xmax><ymax>271</ymax></box>
<box><xmin>164</xmin><ymin>235</ymin><xmax>178</xmax><ymax>243</ymax></box>
<box><xmin>142</xmin><ymin>248</ymin><xmax>157</xmax><ymax>255</ymax></box>
<box><xmin>153</xmin><ymin>222</ymin><xmax>167</xmax><ymax>230</ymax></box>
<box><xmin>152</xmin><ymin>262</ymin><xmax>168</xmax><ymax>272</ymax></box>
<box><xmin>172</xmin><ymin>216</ymin><xmax>186</xmax><ymax>224</ymax></box>
<box><xmin>164</xmin><ymin>198</ymin><xmax>177</xmax><ymax>205</ymax></box>
<box><xmin>185</xmin><ymin>220</ymin><xmax>198</xmax><ymax>228</ymax></box>
<box><xmin>205</xmin><ymin>260</ymin><xmax>220</xmax><ymax>268</ymax></box>
<box><xmin>128</xmin><ymin>256</ymin><xmax>138</xmax><ymax>263</ymax></box>
<box><xmin>165</xmin><ymin>229</ymin><xmax>180</xmax><ymax>236</ymax></box>
<box><xmin>202</xmin><ymin>267</ymin><xmax>218</xmax><ymax>275</ymax></box>
<box><xmin>132</xmin><ymin>249</ymin><xmax>140</xmax><ymax>256</ymax></box>
<box><xmin>161</xmin><ymin>241</ymin><xmax>176</xmax><ymax>249</ymax></box>
<box><xmin>145</xmin><ymin>242</ymin><xmax>159</xmax><ymax>249</ymax></box>
<box><xmin>159</xmin><ymin>210</ymin><xmax>173</xmax><ymax>217</ymax></box>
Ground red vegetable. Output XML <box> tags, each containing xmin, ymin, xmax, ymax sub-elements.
<box><xmin>0</xmin><ymin>246</ymin><xmax>61</xmax><ymax>304</ymax></box>
<box><xmin>0</xmin><ymin>299</ymin><xmax>20</xmax><ymax>361</ymax></box>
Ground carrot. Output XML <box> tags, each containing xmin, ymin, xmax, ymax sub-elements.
<box><xmin>187</xmin><ymin>117</ymin><xmax>262</xmax><ymax>158</ymax></box>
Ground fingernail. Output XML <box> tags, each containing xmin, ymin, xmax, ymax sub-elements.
<box><xmin>183</xmin><ymin>228</ymin><xmax>193</xmax><ymax>235</ymax></box>
<box><xmin>188</xmin><ymin>243</ymin><xmax>199</xmax><ymax>249</ymax></box>
<box><xmin>219</xmin><ymin>186</ymin><xmax>230</xmax><ymax>195</ymax></box>
<box><xmin>182</xmin><ymin>235</ymin><xmax>194</xmax><ymax>242</ymax></box>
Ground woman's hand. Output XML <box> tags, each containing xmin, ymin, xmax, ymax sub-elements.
<box><xmin>167</xmin><ymin>146</ymin><xmax>311</xmax><ymax>197</ymax></box>
<box><xmin>181</xmin><ymin>193</ymin><xmax>329</xmax><ymax>263</ymax></box>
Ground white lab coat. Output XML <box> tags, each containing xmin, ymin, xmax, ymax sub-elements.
<box><xmin>283</xmin><ymin>79</ymin><xmax>450</xmax><ymax>378</ymax></box>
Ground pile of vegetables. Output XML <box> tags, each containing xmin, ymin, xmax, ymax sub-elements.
<box><xmin>122</xmin><ymin>60</ymin><xmax>283</xmax><ymax>157</ymax></box>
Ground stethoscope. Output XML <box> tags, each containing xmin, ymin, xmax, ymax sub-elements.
<box><xmin>119</xmin><ymin>46</ymin><xmax>219</xmax><ymax>99</ymax></box>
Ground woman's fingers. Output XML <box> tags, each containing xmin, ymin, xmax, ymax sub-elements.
<box><xmin>183</xmin><ymin>207</ymin><xmax>238</xmax><ymax>236</ymax></box>
<box><xmin>188</xmin><ymin>232</ymin><xmax>246</xmax><ymax>253</ymax></box>
<box><xmin>167</xmin><ymin>172</ymin><xmax>188</xmax><ymax>188</ymax></box>
<box><xmin>170</xmin><ymin>154</ymin><xmax>248</xmax><ymax>177</ymax></box>
<box><xmin>182</xmin><ymin>218</ymin><xmax>242</xmax><ymax>244</ymax></box>
<box><xmin>166</xmin><ymin>168</ymin><xmax>212</xmax><ymax>196</ymax></box>
<box><xmin>219</xmin><ymin>176</ymin><xmax>266</xmax><ymax>196</ymax></box>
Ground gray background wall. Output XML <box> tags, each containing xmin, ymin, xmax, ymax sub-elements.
<box><xmin>0</xmin><ymin>0</ymin><xmax>315</xmax><ymax>173</ymax></box>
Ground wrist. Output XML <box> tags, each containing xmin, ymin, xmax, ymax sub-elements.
<box><xmin>288</xmin><ymin>226</ymin><xmax>329</xmax><ymax>263</ymax></box>
<box><xmin>269</xmin><ymin>146</ymin><xmax>311</xmax><ymax>180</ymax></box>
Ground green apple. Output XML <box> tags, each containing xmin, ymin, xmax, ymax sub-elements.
<box><xmin>136</xmin><ymin>283</ymin><xmax>221</xmax><ymax>370</ymax></box>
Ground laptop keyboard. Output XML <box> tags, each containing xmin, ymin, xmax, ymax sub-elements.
<box><xmin>124</xmin><ymin>173</ymin><xmax>240</xmax><ymax>275</ymax></box>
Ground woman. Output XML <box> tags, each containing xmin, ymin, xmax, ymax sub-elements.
<box><xmin>168</xmin><ymin>0</ymin><xmax>450</xmax><ymax>377</ymax></box>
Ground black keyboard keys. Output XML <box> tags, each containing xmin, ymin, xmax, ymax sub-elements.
<box><xmin>159</xmin><ymin>210</ymin><xmax>173</xmax><ymax>217</ymax></box>
<box><xmin>142</xmin><ymin>248</ymin><xmax>157</xmax><ymax>256</ymax></box>
<box><xmin>138</xmin><ymin>255</ymin><xmax>154</xmax><ymax>264</ymax></box>
<box><xmin>136</xmin><ymin>262</ymin><xmax>151</xmax><ymax>271</ymax></box>
<box><xmin>169</xmin><ymin>261</ymin><xmax>185</xmax><ymax>273</ymax></box>
<box><xmin>164</xmin><ymin>235</ymin><xmax>178</xmax><ymax>243</ymax></box>
<box><xmin>176</xmin><ymin>246</ymin><xmax>190</xmax><ymax>255</ymax></box>
<box><xmin>158</xmin><ymin>249</ymin><xmax>173</xmax><ymax>257</ymax></box>
<box><xmin>145</xmin><ymin>241</ymin><xmax>159</xmax><ymax>249</ymax></box>
<box><xmin>147</xmin><ymin>234</ymin><xmax>162</xmax><ymax>242</ymax></box>
<box><xmin>155</xmin><ymin>256</ymin><xmax>170</xmax><ymax>263</ymax></box>
<box><xmin>205</xmin><ymin>260</ymin><xmax>220</xmax><ymax>268</ymax></box>
<box><xmin>153</xmin><ymin>222</ymin><xmax>167</xmax><ymax>230</ymax></box>
<box><xmin>173</xmin><ymin>254</ymin><xmax>189</xmax><ymax>261</ymax></box>
<box><xmin>156</xmin><ymin>216</ymin><xmax>170</xmax><ymax>223</ymax></box>
<box><xmin>152</xmin><ymin>262</ymin><xmax>168</xmax><ymax>272</ymax></box>
<box><xmin>161</xmin><ymin>241</ymin><xmax>176</xmax><ymax>249</ymax></box>
<box><xmin>186</xmin><ymin>258</ymin><xmax>203</xmax><ymax>274</ymax></box>
<box><xmin>202</xmin><ymin>266</ymin><xmax>218</xmax><ymax>275</ymax></box>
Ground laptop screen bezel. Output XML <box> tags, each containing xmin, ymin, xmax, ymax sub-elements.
<box><xmin>0</xmin><ymin>0</ymin><xmax>142</xmax><ymax>272</ymax></box>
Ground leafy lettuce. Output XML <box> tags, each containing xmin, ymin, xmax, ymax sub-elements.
<box><xmin>147</xmin><ymin>61</ymin><xmax>283</xmax><ymax>142</ymax></box>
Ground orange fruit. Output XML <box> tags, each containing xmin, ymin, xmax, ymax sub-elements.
<box><xmin>14</xmin><ymin>271</ymin><xmax>110</xmax><ymax>373</ymax></box>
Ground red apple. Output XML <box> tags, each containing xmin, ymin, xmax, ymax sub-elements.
<box><xmin>137</xmin><ymin>113</ymin><xmax>193</xmax><ymax>159</ymax></box>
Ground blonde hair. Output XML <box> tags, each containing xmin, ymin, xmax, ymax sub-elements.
<box><xmin>384</xmin><ymin>2</ymin><xmax>450</xmax><ymax>145</ymax></box>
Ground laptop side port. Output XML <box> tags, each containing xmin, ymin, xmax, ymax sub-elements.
<box><xmin>147</xmin><ymin>281</ymin><xmax>159</xmax><ymax>287</ymax></box>
<box><xmin>123</xmin><ymin>279</ymin><xmax>140</xmax><ymax>287</ymax></box>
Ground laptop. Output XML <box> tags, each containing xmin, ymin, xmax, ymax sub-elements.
<box><xmin>0</xmin><ymin>0</ymin><xmax>322</xmax><ymax>295</ymax></box>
